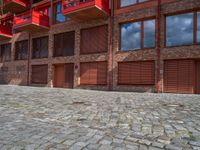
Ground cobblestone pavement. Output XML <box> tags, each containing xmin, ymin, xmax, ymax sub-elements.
<box><xmin>0</xmin><ymin>85</ymin><xmax>200</xmax><ymax>150</ymax></box>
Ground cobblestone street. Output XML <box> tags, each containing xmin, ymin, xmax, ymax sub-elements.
<box><xmin>0</xmin><ymin>85</ymin><xmax>200</xmax><ymax>150</ymax></box>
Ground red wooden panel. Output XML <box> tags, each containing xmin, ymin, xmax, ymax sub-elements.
<box><xmin>31</xmin><ymin>65</ymin><xmax>48</xmax><ymax>84</ymax></box>
<box><xmin>164</xmin><ymin>60</ymin><xmax>195</xmax><ymax>94</ymax></box>
<box><xmin>81</xmin><ymin>25</ymin><xmax>108</xmax><ymax>54</ymax></box>
<box><xmin>80</xmin><ymin>61</ymin><xmax>107</xmax><ymax>85</ymax></box>
<box><xmin>118</xmin><ymin>61</ymin><xmax>155</xmax><ymax>85</ymax></box>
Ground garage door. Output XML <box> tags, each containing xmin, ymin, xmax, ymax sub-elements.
<box><xmin>164</xmin><ymin>60</ymin><xmax>195</xmax><ymax>94</ymax></box>
<box><xmin>54</xmin><ymin>64</ymin><xmax>74</xmax><ymax>88</ymax></box>
<box><xmin>80</xmin><ymin>61</ymin><xmax>107</xmax><ymax>85</ymax></box>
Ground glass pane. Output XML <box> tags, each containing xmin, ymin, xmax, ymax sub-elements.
<box><xmin>121</xmin><ymin>22</ymin><xmax>141</xmax><ymax>51</ymax></box>
<box><xmin>197</xmin><ymin>12</ymin><xmax>200</xmax><ymax>43</ymax></box>
<box><xmin>121</xmin><ymin>0</ymin><xmax>137</xmax><ymax>7</ymax></box>
<box><xmin>166</xmin><ymin>13</ymin><xmax>194</xmax><ymax>46</ymax></box>
<box><xmin>143</xmin><ymin>19</ymin><xmax>155</xmax><ymax>48</ymax></box>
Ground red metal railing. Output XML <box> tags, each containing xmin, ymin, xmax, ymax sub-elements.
<box><xmin>3</xmin><ymin>0</ymin><xmax>29</xmax><ymax>6</ymax></box>
<box><xmin>14</xmin><ymin>10</ymin><xmax>49</xmax><ymax>28</ymax></box>
<box><xmin>62</xmin><ymin>0</ymin><xmax>94</xmax><ymax>9</ymax></box>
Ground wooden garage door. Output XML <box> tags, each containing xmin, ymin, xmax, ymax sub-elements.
<box><xmin>54</xmin><ymin>64</ymin><xmax>74</xmax><ymax>88</ymax></box>
<box><xmin>32</xmin><ymin>65</ymin><xmax>48</xmax><ymax>84</ymax></box>
<box><xmin>164</xmin><ymin>60</ymin><xmax>195</xmax><ymax>94</ymax></box>
<box><xmin>80</xmin><ymin>25</ymin><xmax>108</xmax><ymax>54</ymax></box>
<box><xmin>80</xmin><ymin>61</ymin><xmax>107</xmax><ymax>85</ymax></box>
<box><xmin>118</xmin><ymin>61</ymin><xmax>155</xmax><ymax>85</ymax></box>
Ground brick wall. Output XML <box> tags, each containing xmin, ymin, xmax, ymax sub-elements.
<box><xmin>0</xmin><ymin>0</ymin><xmax>200</xmax><ymax>93</ymax></box>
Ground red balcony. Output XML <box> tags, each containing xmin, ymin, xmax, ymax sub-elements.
<box><xmin>0</xmin><ymin>15</ymin><xmax>13</xmax><ymax>40</ymax></box>
<box><xmin>62</xmin><ymin>0</ymin><xmax>110</xmax><ymax>20</ymax></box>
<box><xmin>3</xmin><ymin>0</ymin><xmax>29</xmax><ymax>13</ymax></box>
<box><xmin>13</xmin><ymin>10</ymin><xmax>50</xmax><ymax>33</ymax></box>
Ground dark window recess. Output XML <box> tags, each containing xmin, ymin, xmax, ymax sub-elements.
<box><xmin>0</xmin><ymin>43</ymin><xmax>11</xmax><ymax>62</ymax></box>
<box><xmin>15</xmin><ymin>40</ymin><xmax>28</xmax><ymax>60</ymax></box>
<box><xmin>80</xmin><ymin>62</ymin><xmax>107</xmax><ymax>85</ymax></box>
<box><xmin>120</xmin><ymin>19</ymin><xmax>155</xmax><ymax>51</ymax></box>
<box><xmin>54</xmin><ymin>31</ymin><xmax>75</xmax><ymax>57</ymax></box>
<box><xmin>118</xmin><ymin>61</ymin><xmax>155</xmax><ymax>85</ymax></box>
<box><xmin>31</xmin><ymin>65</ymin><xmax>48</xmax><ymax>84</ymax></box>
<box><xmin>81</xmin><ymin>25</ymin><xmax>108</xmax><ymax>54</ymax></box>
<box><xmin>32</xmin><ymin>36</ymin><xmax>48</xmax><ymax>59</ymax></box>
<box><xmin>54</xmin><ymin>2</ymin><xmax>69</xmax><ymax>24</ymax></box>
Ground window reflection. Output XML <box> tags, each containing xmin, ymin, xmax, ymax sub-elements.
<box><xmin>120</xmin><ymin>0</ymin><xmax>148</xmax><ymax>7</ymax></box>
<box><xmin>166</xmin><ymin>13</ymin><xmax>194</xmax><ymax>46</ymax></box>
<box><xmin>144</xmin><ymin>20</ymin><xmax>155</xmax><ymax>48</ymax></box>
<box><xmin>121</xmin><ymin>22</ymin><xmax>141</xmax><ymax>51</ymax></box>
<box><xmin>197</xmin><ymin>12</ymin><xmax>200</xmax><ymax>43</ymax></box>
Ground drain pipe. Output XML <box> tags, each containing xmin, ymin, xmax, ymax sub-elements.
<box><xmin>108</xmin><ymin>0</ymin><xmax>114</xmax><ymax>91</ymax></box>
<box><xmin>27</xmin><ymin>33</ymin><xmax>31</xmax><ymax>86</ymax></box>
<box><xmin>156</xmin><ymin>0</ymin><xmax>161</xmax><ymax>93</ymax></box>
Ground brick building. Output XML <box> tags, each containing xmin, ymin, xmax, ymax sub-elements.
<box><xmin>0</xmin><ymin>0</ymin><xmax>199</xmax><ymax>94</ymax></box>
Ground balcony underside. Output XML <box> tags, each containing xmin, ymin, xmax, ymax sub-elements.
<box><xmin>14</xmin><ymin>23</ymin><xmax>49</xmax><ymax>33</ymax></box>
<box><xmin>64</xmin><ymin>6</ymin><xmax>109</xmax><ymax>20</ymax></box>
<box><xmin>4</xmin><ymin>1</ymin><xmax>28</xmax><ymax>13</ymax></box>
<box><xmin>0</xmin><ymin>33</ymin><xmax>12</xmax><ymax>41</ymax></box>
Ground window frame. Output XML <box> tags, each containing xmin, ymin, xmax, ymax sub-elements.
<box><xmin>15</xmin><ymin>40</ymin><xmax>28</xmax><ymax>60</ymax></box>
<box><xmin>32</xmin><ymin>36</ymin><xmax>49</xmax><ymax>59</ymax></box>
<box><xmin>118</xmin><ymin>0</ymin><xmax>150</xmax><ymax>8</ymax></box>
<box><xmin>119</xmin><ymin>17</ymin><xmax>156</xmax><ymax>52</ymax></box>
<box><xmin>165</xmin><ymin>10</ymin><xmax>200</xmax><ymax>48</ymax></box>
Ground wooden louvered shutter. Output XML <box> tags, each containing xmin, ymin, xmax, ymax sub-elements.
<box><xmin>164</xmin><ymin>60</ymin><xmax>195</xmax><ymax>94</ymax></box>
<box><xmin>97</xmin><ymin>62</ymin><xmax>107</xmax><ymax>85</ymax></box>
<box><xmin>80</xmin><ymin>62</ymin><xmax>107</xmax><ymax>85</ymax></box>
<box><xmin>32</xmin><ymin>65</ymin><xmax>48</xmax><ymax>84</ymax></box>
<box><xmin>118</xmin><ymin>61</ymin><xmax>155</xmax><ymax>85</ymax></box>
<box><xmin>81</xmin><ymin>25</ymin><xmax>108</xmax><ymax>54</ymax></box>
<box><xmin>65</xmin><ymin>63</ymin><xmax>74</xmax><ymax>88</ymax></box>
<box><xmin>80</xmin><ymin>63</ymin><xmax>90</xmax><ymax>85</ymax></box>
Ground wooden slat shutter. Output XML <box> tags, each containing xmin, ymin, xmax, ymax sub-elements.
<box><xmin>80</xmin><ymin>62</ymin><xmax>107</xmax><ymax>85</ymax></box>
<box><xmin>81</xmin><ymin>25</ymin><xmax>108</xmax><ymax>54</ymax></box>
<box><xmin>164</xmin><ymin>60</ymin><xmax>195</xmax><ymax>94</ymax></box>
<box><xmin>118</xmin><ymin>61</ymin><xmax>155</xmax><ymax>85</ymax></box>
<box><xmin>32</xmin><ymin>65</ymin><xmax>48</xmax><ymax>84</ymax></box>
<box><xmin>65</xmin><ymin>63</ymin><xmax>74</xmax><ymax>88</ymax></box>
<box><xmin>63</xmin><ymin>31</ymin><xmax>75</xmax><ymax>56</ymax></box>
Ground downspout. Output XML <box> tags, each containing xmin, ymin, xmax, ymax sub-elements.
<box><xmin>27</xmin><ymin>33</ymin><xmax>31</xmax><ymax>86</ymax></box>
<box><xmin>27</xmin><ymin>0</ymin><xmax>33</xmax><ymax>86</ymax></box>
<box><xmin>108</xmin><ymin>0</ymin><xmax>114</xmax><ymax>91</ymax></box>
<box><xmin>156</xmin><ymin>0</ymin><xmax>161</xmax><ymax>93</ymax></box>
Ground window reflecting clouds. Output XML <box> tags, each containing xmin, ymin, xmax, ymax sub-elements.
<box><xmin>121</xmin><ymin>22</ymin><xmax>141</xmax><ymax>51</ymax></box>
<box><xmin>144</xmin><ymin>20</ymin><xmax>155</xmax><ymax>48</ymax></box>
<box><xmin>166</xmin><ymin>13</ymin><xmax>194</xmax><ymax>46</ymax></box>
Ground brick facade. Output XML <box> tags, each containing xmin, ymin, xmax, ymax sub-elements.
<box><xmin>0</xmin><ymin>0</ymin><xmax>200</xmax><ymax>94</ymax></box>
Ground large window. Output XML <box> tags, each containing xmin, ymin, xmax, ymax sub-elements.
<box><xmin>197</xmin><ymin>12</ymin><xmax>200</xmax><ymax>43</ymax></box>
<box><xmin>32</xmin><ymin>36</ymin><xmax>48</xmax><ymax>59</ymax></box>
<box><xmin>120</xmin><ymin>19</ymin><xmax>155</xmax><ymax>51</ymax></box>
<box><xmin>54</xmin><ymin>2</ymin><xmax>69</xmax><ymax>24</ymax></box>
<box><xmin>54</xmin><ymin>31</ymin><xmax>75</xmax><ymax>57</ymax></box>
<box><xmin>0</xmin><ymin>44</ymin><xmax>11</xmax><ymax>62</ymax></box>
<box><xmin>15</xmin><ymin>40</ymin><xmax>28</xmax><ymax>60</ymax></box>
<box><xmin>166</xmin><ymin>13</ymin><xmax>194</xmax><ymax>47</ymax></box>
<box><xmin>120</xmin><ymin>0</ymin><xmax>148</xmax><ymax>7</ymax></box>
